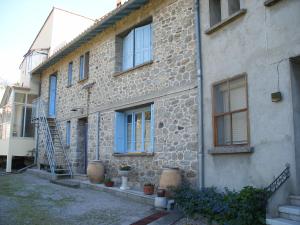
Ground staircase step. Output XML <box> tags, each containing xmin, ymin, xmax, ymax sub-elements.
<box><xmin>279</xmin><ymin>205</ymin><xmax>300</xmax><ymax>221</ymax></box>
<box><xmin>290</xmin><ymin>196</ymin><xmax>300</xmax><ymax>206</ymax></box>
<box><xmin>266</xmin><ymin>218</ymin><xmax>300</xmax><ymax>225</ymax></box>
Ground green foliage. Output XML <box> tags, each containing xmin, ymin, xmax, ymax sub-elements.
<box><xmin>119</xmin><ymin>165</ymin><xmax>131</xmax><ymax>171</ymax></box>
<box><xmin>173</xmin><ymin>185</ymin><xmax>269</xmax><ymax>225</ymax></box>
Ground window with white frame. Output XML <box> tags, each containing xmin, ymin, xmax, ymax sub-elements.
<box><xmin>121</xmin><ymin>23</ymin><xmax>152</xmax><ymax>71</ymax></box>
<box><xmin>213</xmin><ymin>75</ymin><xmax>248</xmax><ymax>146</ymax></box>
<box><xmin>66</xmin><ymin>121</ymin><xmax>71</xmax><ymax>147</ymax></box>
<box><xmin>79</xmin><ymin>52</ymin><xmax>89</xmax><ymax>80</ymax></box>
<box><xmin>209</xmin><ymin>0</ymin><xmax>241</xmax><ymax>26</ymax></box>
<box><xmin>114</xmin><ymin>104</ymin><xmax>155</xmax><ymax>153</ymax></box>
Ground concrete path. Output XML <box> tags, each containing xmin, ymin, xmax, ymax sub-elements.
<box><xmin>0</xmin><ymin>173</ymin><xmax>156</xmax><ymax>225</ymax></box>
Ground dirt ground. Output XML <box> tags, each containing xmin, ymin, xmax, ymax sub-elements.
<box><xmin>0</xmin><ymin>173</ymin><xmax>156</xmax><ymax>225</ymax></box>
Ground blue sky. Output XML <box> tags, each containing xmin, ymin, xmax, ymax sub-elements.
<box><xmin>0</xmin><ymin>0</ymin><xmax>115</xmax><ymax>84</ymax></box>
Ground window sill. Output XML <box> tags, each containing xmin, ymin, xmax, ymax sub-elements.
<box><xmin>264</xmin><ymin>0</ymin><xmax>282</xmax><ymax>7</ymax></box>
<box><xmin>208</xmin><ymin>146</ymin><xmax>254</xmax><ymax>155</ymax></box>
<box><xmin>113</xmin><ymin>152</ymin><xmax>154</xmax><ymax>157</ymax></box>
<box><xmin>205</xmin><ymin>9</ymin><xmax>247</xmax><ymax>35</ymax></box>
<box><xmin>113</xmin><ymin>60</ymin><xmax>153</xmax><ymax>77</ymax></box>
<box><xmin>78</xmin><ymin>77</ymin><xmax>89</xmax><ymax>84</ymax></box>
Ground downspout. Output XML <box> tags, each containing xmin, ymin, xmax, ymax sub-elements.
<box><xmin>34</xmin><ymin>75</ymin><xmax>42</xmax><ymax>166</ymax></box>
<box><xmin>96</xmin><ymin>112</ymin><xmax>100</xmax><ymax>160</ymax></box>
<box><xmin>195</xmin><ymin>0</ymin><xmax>205</xmax><ymax>189</ymax></box>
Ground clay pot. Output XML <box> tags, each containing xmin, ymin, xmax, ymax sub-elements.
<box><xmin>87</xmin><ymin>160</ymin><xmax>105</xmax><ymax>183</ymax></box>
<box><xmin>104</xmin><ymin>181</ymin><xmax>114</xmax><ymax>187</ymax></box>
<box><xmin>159</xmin><ymin>167</ymin><xmax>182</xmax><ymax>189</ymax></box>
<box><xmin>144</xmin><ymin>185</ymin><xmax>155</xmax><ymax>195</ymax></box>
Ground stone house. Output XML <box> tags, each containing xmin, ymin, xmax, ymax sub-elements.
<box><xmin>0</xmin><ymin>7</ymin><xmax>94</xmax><ymax>172</ymax></box>
<box><xmin>198</xmin><ymin>0</ymin><xmax>300</xmax><ymax>221</ymax></box>
<box><xmin>32</xmin><ymin>0</ymin><xmax>199</xmax><ymax>188</ymax></box>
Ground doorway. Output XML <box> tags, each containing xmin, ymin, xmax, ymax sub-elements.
<box><xmin>291</xmin><ymin>56</ymin><xmax>300</xmax><ymax>194</ymax></box>
<box><xmin>77</xmin><ymin>117</ymin><xmax>88</xmax><ymax>174</ymax></box>
<box><xmin>48</xmin><ymin>74</ymin><xmax>57</xmax><ymax>118</ymax></box>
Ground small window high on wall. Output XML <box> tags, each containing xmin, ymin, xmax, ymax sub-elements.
<box><xmin>114</xmin><ymin>104</ymin><xmax>155</xmax><ymax>154</ymax></box>
<box><xmin>213</xmin><ymin>75</ymin><xmax>248</xmax><ymax>146</ymax></box>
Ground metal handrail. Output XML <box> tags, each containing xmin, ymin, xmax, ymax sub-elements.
<box><xmin>265</xmin><ymin>164</ymin><xmax>290</xmax><ymax>199</ymax></box>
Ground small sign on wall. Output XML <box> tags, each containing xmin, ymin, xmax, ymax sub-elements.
<box><xmin>271</xmin><ymin>92</ymin><xmax>282</xmax><ymax>102</ymax></box>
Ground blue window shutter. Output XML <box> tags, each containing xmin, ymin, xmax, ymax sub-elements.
<box><xmin>134</xmin><ymin>26</ymin><xmax>144</xmax><ymax>66</ymax></box>
<box><xmin>66</xmin><ymin>121</ymin><xmax>71</xmax><ymax>146</ymax></box>
<box><xmin>150</xmin><ymin>104</ymin><xmax>155</xmax><ymax>152</ymax></box>
<box><xmin>143</xmin><ymin>24</ymin><xmax>152</xmax><ymax>62</ymax></box>
<box><xmin>122</xmin><ymin>30</ymin><xmax>134</xmax><ymax>70</ymax></box>
<box><xmin>114</xmin><ymin>112</ymin><xmax>125</xmax><ymax>153</ymax></box>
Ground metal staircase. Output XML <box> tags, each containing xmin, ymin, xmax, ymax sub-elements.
<box><xmin>32</xmin><ymin>98</ymin><xmax>72</xmax><ymax>179</ymax></box>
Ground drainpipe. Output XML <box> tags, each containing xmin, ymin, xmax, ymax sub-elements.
<box><xmin>34</xmin><ymin>75</ymin><xmax>42</xmax><ymax>167</ymax></box>
<box><xmin>195</xmin><ymin>0</ymin><xmax>205</xmax><ymax>189</ymax></box>
<box><xmin>96</xmin><ymin>112</ymin><xmax>100</xmax><ymax>160</ymax></box>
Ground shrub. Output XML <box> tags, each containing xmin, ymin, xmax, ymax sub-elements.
<box><xmin>173</xmin><ymin>185</ymin><xmax>268</xmax><ymax>225</ymax></box>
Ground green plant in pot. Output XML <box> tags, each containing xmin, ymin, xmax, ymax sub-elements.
<box><xmin>104</xmin><ymin>178</ymin><xmax>114</xmax><ymax>187</ymax></box>
<box><xmin>144</xmin><ymin>183</ymin><xmax>155</xmax><ymax>195</ymax></box>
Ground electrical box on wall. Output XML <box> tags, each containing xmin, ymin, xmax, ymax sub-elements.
<box><xmin>271</xmin><ymin>92</ymin><xmax>282</xmax><ymax>102</ymax></box>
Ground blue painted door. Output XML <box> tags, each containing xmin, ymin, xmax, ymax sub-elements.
<box><xmin>48</xmin><ymin>75</ymin><xmax>57</xmax><ymax>118</ymax></box>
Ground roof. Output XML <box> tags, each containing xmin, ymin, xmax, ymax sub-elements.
<box><xmin>32</xmin><ymin>0</ymin><xmax>149</xmax><ymax>75</ymax></box>
<box><xmin>20</xmin><ymin>7</ymin><xmax>95</xmax><ymax>69</ymax></box>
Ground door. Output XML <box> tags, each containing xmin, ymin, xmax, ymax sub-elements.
<box><xmin>77</xmin><ymin>118</ymin><xmax>88</xmax><ymax>174</ymax></box>
<box><xmin>48</xmin><ymin>75</ymin><xmax>57</xmax><ymax>118</ymax></box>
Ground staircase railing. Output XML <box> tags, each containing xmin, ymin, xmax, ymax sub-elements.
<box><xmin>265</xmin><ymin>164</ymin><xmax>290</xmax><ymax>199</ymax></box>
<box><xmin>53</xmin><ymin>118</ymin><xmax>73</xmax><ymax>177</ymax></box>
<box><xmin>32</xmin><ymin>98</ymin><xmax>72</xmax><ymax>178</ymax></box>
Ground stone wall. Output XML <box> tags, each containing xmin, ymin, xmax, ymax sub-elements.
<box><xmin>38</xmin><ymin>0</ymin><xmax>199</xmax><ymax>189</ymax></box>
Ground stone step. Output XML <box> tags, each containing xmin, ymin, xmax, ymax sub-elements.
<box><xmin>266</xmin><ymin>218</ymin><xmax>300</xmax><ymax>225</ymax></box>
<box><xmin>50</xmin><ymin>179</ymin><xmax>79</xmax><ymax>188</ymax></box>
<box><xmin>290</xmin><ymin>196</ymin><xmax>300</xmax><ymax>206</ymax></box>
<box><xmin>279</xmin><ymin>205</ymin><xmax>300</xmax><ymax>222</ymax></box>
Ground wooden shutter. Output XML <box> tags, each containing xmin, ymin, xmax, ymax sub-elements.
<box><xmin>150</xmin><ymin>104</ymin><xmax>155</xmax><ymax>152</ymax></box>
<box><xmin>114</xmin><ymin>112</ymin><xmax>125</xmax><ymax>153</ymax></box>
<box><xmin>135</xmin><ymin>24</ymin><xmax>152</xmax><ymax>66</ymax></box>
<box><xmin>84</xmin><ymin>52</ymin><xmax>90</xmax><ymax>78</ymax></box>
<box><xmin>122</xmin><ymin>30</ymin><xmax>134</xmax><ymax>71</ymax></box>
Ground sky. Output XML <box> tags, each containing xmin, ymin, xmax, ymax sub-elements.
<box><xmin>0</xmin><ymin>0</ymin><xmax>116</xmax><ymax>84</ymax></box>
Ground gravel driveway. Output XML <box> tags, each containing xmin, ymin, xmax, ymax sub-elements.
<box><xmin>0</xmin><ymin>173</ymin><xmax>155</xmax><ymax>225</ymax></box>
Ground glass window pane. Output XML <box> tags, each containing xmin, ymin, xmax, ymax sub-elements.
<box><xmin>230</xmin><ymin>77</ymin><xmax>246</xmax><ymax>111</ymax></box>
<box><xmin>27</xmin><ymin>94</ymin><xmax>38</xmax><ymax>104</ymax></box>
<box><xmin>135</xmin><ymin>113</ymin><xmax>142</xmax><ymax>151</ymax></box>
<box><xmin>24</xmin><ymin>107</ymin><xmax>34</xmax><ymax>137</ymax></box>
<box><xmin>13</xmin><ymin>105</ymin><xmax>24</xmax><ymax>137</ymax></box>
<box><xmin>232</xmin><ymin>111</ymin><xmax>248</xmax><ymax>145</ymax></box>
<box><xmin>216</xmin><ymin>115</ymin><xmax>231</xmax><ymax>145</ymax></box>
<box><xmin>215</xmin><ymin>82</ymin><xmax>229</xmax><ymax>113</ymax></box>
<box><xmin>127</xmin><ymin>114</ymin><xmax>132</xmax><ymax>151</ymax></box>
<box><xmin>144</xmin><ymin>111</ymin><xmax>151</xmax><ymax>152</ymax></box>
<box><xmin>15</xmin><ymin>93</ymin><xmax>26</xmax><ymax>103</ymax></box>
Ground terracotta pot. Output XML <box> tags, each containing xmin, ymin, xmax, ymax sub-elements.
<box><xmin>159</xmin><ymin>167</ymin><xmax>182</xmax><ymax>189</ymax></box>
<box><xmin>105</xmin><ymin>181</ymin><xmax>114</xmax><ymax>187</ymax></box>
<box><xmin>157</xmin><ymin>189</ymin><xmax>166</xmax><ymax>197</ymax></box>
<box><xmin>87</xmin><ymin>160</ymin><xmax>105</xmax><ymax>183</ymax></box>
<box><xmin>144</xmin><ymin>185</ymin><xmax>155</xmax><ymax>195</ymax></box>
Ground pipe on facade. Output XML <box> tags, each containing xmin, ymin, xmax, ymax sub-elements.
<box><xmin>96</xmin><ymin>112</ymin><xmax>100</xmax><ymax>160</ymax></box>
<box><xmin>194</xmin><ymin>0</ymin><xmax>205</xmax><ymax>189</ymax></box>
<box><xmin>34</xmin><ymin>75</ymin><xmax>42</xmax><ymax>166</ymax></box>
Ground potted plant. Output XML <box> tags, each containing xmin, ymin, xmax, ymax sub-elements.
<box><xmin>144</xmin><ymin>183</ymin><xmax>155</xmax><ymax>195</ymax></box>
<box><xmin>104</xmin><ymin>178</ymin><xmax>114</xmax><ymax>187</ymax></box>
<box><xmin>119</xmin><ymin>164</ymin><xmax>131</xmax><ymax>190</ymax></box>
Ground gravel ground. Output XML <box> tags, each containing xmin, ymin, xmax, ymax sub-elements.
<box><xmin>0</xmin><ymin>173</ymin><xmax>155</xmax><ymax>225</ymax></box>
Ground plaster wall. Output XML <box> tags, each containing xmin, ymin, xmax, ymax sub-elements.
<box><xmin>200</xmin><ymin>0</ymin><xmax>300</xmax><ymax>215</ymax></box>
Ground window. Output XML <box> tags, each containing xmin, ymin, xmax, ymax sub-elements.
<box><xmin>122</xmin><ymin>23</ymin><xmax>152</xmax><ymax>71</ymax></box>
<box><xmin>79</xmin><ymin>52</ymin><xmax>89</xmax><ymax>80</ymax></box>
<box><xmin>213</xmin><ymin>75</ymin><xmax>248</xmax><ymax>146</ymax></box>
<box><xmin>68</xmin><ymin>62</ymin><xmax>73</xmax><ymax>86</ymax></box>
<box><xmin>114</xmin><ymin>104</ymin><xmax>155</xmax><ymax>153</ymax></box>
<box><xmin>209</xmin><ymin>0</ymin><xmax>241</xmax><ymax>26</ymax></box>
<box><xmin>66</xmin><ymin>121</ymin><xmax>71</xmax><ymax>147</ymax></box>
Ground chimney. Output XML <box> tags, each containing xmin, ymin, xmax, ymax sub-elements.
<box><xmin>116</xmin><ymin>0</ymin><xmax>122</xmax><ymax>7</ymax></box>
